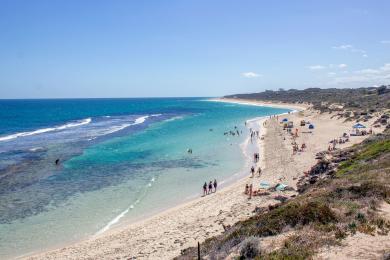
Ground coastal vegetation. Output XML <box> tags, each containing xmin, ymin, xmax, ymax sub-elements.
<box><xmin>225</xmin><ymin>86</ymin><xmax>390</xmax><ymax>122</ymax></box>
<box><xmin>176</xmin><ymin>129</ymin><xmax>390</xmax><ymax>259</ymax></box>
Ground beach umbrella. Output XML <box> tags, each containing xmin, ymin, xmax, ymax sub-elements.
<box><xmin>308</xmin><ymin>124</ymin><xmax>314</xmax><ymax>129</ymax></box>
<box><xmin>352</xmin><ymin>123</ymin><xmax>366</xmax><ymax>129</ymax></box>
<box><xmin>282</xmin><ymin>118</ymin><xmax>288</xmax><ymax>122</ymax></box>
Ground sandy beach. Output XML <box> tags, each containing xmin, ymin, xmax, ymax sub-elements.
<box><xmin>25</xmin><ymin>99</ymin><xmax>383</xmax><ymax>260</ymax></box>
<box><xmin>211</xmin><ymin>97</ymin><xmax>311</xmax><ymax>111</ymax></box>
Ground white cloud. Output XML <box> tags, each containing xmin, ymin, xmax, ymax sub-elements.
<box><xmin>332</xmin><ymin>45</ymin><xmax>353</xmax><ymax>50</ymax></box>
<box><xmin>308</xmin><ymin>65</ymin><xmax>326</xmax><ymax>70</ymax></box>
<box><xmin>381</xmin><ymin>63</ymin><xmax>390</xmax><ymax>71</ymax></box>
<box><xmin>332</xmin><ymin>44</ymin><xmax>367</xmax><ymax>57</ymax></box>
<box><xmin>356</xmin><ymin>69</ymin><xmax>380</xmax><ymax>74</ymax></box>
<box><xmin>330</xmin><ymin>63</ymin><xmax>390</xmax><ymax>86</ymax></box>
<box><xmin>309</xmin><ymin>64</ymin><xmax>347</xmax><ymax>70</ymax></box>
<box><xmin>328</xmin><ymin>72</ymin><xmax>337</xmax><ymax>77</ymax></box>
<box><xmin>241</xmin><ymin>72</ymin><xmax>262</xmax><ymax>78</ymax></box>
<box><xmin>380</xmin><ymin>40</ymin><xmax>390</xmax><ymax>44</ymax></box>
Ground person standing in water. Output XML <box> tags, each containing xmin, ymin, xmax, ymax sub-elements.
<box><xmin>213</xmin><ymin>179</ymin><xmax>217</xmax><ymax>192</ymax></box>
<box><xmin>208</xmin><ymin>181</ymin><xmax>213</xmax><ymax>194</ymax></box>
<box><xmin>203</xmin><ymin>182</ymin><xmax>207</xmax><ymax>196</ymax></box>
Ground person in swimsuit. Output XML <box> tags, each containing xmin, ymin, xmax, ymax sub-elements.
<box><xmin>208</xmin><ymin>181</ymin><xmax>213</xmax><ymax>194</ymax></box>
<box><xmin>251</xmin><ymin>166</ymin><xmax>255</xmax><ymax>177</ymax></box>
<box><xmin>213</xmin><ymin>179</ymin><xmax>217</xmax><ymax>192</ymax></box>
<box><xmin>203</xmin><ymin>182</ymin><xmax>207</xmax><ymax>196</ymax></box>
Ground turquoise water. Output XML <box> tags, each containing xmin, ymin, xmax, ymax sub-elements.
<box><xmin>0</xmin><ymin>98</ymin><xmax>288</xmax><ymax>258</ymax></box>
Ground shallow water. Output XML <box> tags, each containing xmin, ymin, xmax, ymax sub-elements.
<box><xmin>0</xmin><ymin>98</ymin><xmax>288</xmax><ymax>258</ymax></box>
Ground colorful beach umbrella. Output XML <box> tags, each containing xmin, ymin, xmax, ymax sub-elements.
<box><xmin>352</xmin><ymin>123</ymin><xmax>366</xmax><ymax>129</ymax></box>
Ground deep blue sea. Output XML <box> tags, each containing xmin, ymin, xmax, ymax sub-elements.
<box><xmin>0</xmin><ymin>98</ymin><xmax>288</xmax><ymax>258</ymax></box>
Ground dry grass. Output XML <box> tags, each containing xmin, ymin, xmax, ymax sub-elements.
<box><xmin>176</xmin><ymin>132</ymin><xmax>390</xmax><ymax>260</ymax></box>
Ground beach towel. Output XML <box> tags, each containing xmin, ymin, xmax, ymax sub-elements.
<box><xmin>275</xmin><ymin>183</ymin><xmax>288</xmax><ymax>191</ymax></box>
<box><xmin>260</xmin><ymin>181</ymin><xmax>270</xmax><ymax>189</ymax></box>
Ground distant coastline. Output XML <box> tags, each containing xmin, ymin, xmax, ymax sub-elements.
<box><xmin>209</xmin><ymin>97</ymin><xmax>309</xmax><ymax>111</ymax></box>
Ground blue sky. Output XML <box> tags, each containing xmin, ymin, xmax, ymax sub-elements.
<box><xmin>0</xmin><ymin>0</ymin><xmax>389</xmax><ymax>98</ymax></box>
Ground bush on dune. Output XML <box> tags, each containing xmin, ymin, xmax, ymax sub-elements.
<box><xmin>176</xmin><ymin>132</ymin><xmax>390</xmax><ymax>260</ymax></box>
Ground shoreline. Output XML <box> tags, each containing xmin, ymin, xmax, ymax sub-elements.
<box><xmin>23</xmin><ymin>100</ymin><xmax>291</xmax><ymax>260</ymax></box>
<box><xmin>25</xmin><ymin>98</ymin><xmax>381</xmax><ymax>260</ymax></box>
<box><xmin>21</xmin><ymin>100</ymin><xmax>281</xmax><ymax>260</ymax></box>
<box><xmin>210</xmin><ymin>97</ymin><xmax>310</xmax><ymax>111</ymax></box>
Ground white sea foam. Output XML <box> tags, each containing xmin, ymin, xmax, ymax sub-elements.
<box><xmin>133</xmin><ymin>115</ymin><xmax>149</xmax><ymax>125</ymax></box>
<box><xmin>95</xmin><ymin>207</ymin><xmax>131</xmax><ymax>235</ymax></box>
<box><xmin>95</xmin><ymin>197</ymin><xmax>142</xmax><ymax>236</ymax></box>
<box><xmin>100</xmin><ymin>124</ymin><xmax>132</xmax><ymax>135</ymax></box>
<box><xmin>95</xmin><ymin>176</ymin><xmax>153</xmax><ymax>236</ymax></box>
<box><xmin>96</xmin><ymin>116</ymin><xmax>150</xmax><ymax>137</ymax></box>
<box><xmin>0</xmin><ymin>118</ymin><xmax>92</xmax><ymax>142</ymax></box>
<box><xmin>29</xmin><ymin>147</ymin><xmax>44</xmax><ymax>152</ymax></box>
<box><xmin>164</xmin><ymin>116</ymin><xmax>184</xmax><ymax>122</ymax></box>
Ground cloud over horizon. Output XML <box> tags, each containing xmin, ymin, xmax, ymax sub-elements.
<box><xmin>332</xmin><ymin>44</ymin><xmax>367</xmax><ymax>58</ymax></box>
<box><xmin>330</xmin><ymin>63</ymin><xmax>390</xmax><ymax>86</ymax></box>
<box><xmin>308</xmin><ymin>65</ymin><xmax>326</xmax><ymax>70</ymax></box>
<box><xmin>241</xmin><ymin>72</ymin><xmax>262</xmax><ymax>78</ymax></box>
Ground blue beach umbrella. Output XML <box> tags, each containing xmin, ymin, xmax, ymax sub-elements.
<box><xmin>282</xmin><ymin>118</ymin><xmax>288</xmax><ymax>122</ymax></box>
<box><xmin>352</xmin><ymin>123</ymin><xmax>366</xmax><ymax>129</ymax></box>
<box><xmin>308</xmin><ymin>124</ymin><xmax>314</xmax><ymax>129</ymax></box>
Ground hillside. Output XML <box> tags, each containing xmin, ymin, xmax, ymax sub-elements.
<box><xmin>225</xmin><ymin>87</ymin><xmax>390</xmax><ymax>120</ymax></box>
<box><xmin>176</xmin><ymin>129</ymin><xmax>390</xmax><ymax>259</ymax></box>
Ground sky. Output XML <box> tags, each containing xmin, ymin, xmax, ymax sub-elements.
<box><xmin>0</xmin><ymin>0</ymin><xmax>390</xmax><ymax>98</ymax></box>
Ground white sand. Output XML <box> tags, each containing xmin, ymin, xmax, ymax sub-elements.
<box><xmin>25</xmin><ymin>100</ymin><xmax>384</xmax><ymax>260</ymax></box>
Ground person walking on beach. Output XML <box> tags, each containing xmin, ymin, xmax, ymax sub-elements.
<box><xmin>257</xmin><ymin>167</ymin><xmax>262</xmax><ymax>177</ymax></box>
<box><xmin>213</xmin><ymin>179</ymin><xmax>217</xmax><ymax>192</ymax></box>
<box><xmin>203</xmin><ymin>182</ymin><xmax>207</xmax><ymax>196</ymax></box>
<box><xmin>250</xmin><ymin>166</ymin><xmax>255</xmax><ymax>177</ymax></box>
<box><xmin>208</xmin><ymin>181</ymin><xmax>213</xmax><ymax>194</ymax></box>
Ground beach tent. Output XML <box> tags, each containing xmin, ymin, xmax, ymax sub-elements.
<box><xmin>308</xmin><ymin>124</ymin><xmax>315</xmax><ymax>129</ymax></box>
<box><xmin>353</xmin><ymin>123</ymin><xmax>366</xmax><ymax>129</ymax></box>
<box><xmin>282</xmin><ymin>118</ymin><xmax>288</xmax><ymax>122</ymax></box>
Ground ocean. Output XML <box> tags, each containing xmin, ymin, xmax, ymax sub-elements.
<box><xmin>0</xmin><ymin>98</ymin><xmax>289</xmax><ymax>258</ymax></box>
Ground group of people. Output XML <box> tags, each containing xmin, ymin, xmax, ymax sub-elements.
<box><xmin>203</xmin><ymin>179</ymin><xmax>217</xmax><ymax>196</ymax></box>
<box><xmin>224</xmin><ymin>126</ymin><xmax>242</xmax><ymax>137</ymax></box>
<box><xmin>250</xmin><ymin>165</ymin><xmax>262</xmax><ymax>177</ymax></box>
<box><xmin>328</xmin><ymin>135</ymin><xmax>350</xmax><ymax>151</ymax></box>
<box><xmin>292</xmin><ymin>142</ymin><xmax>306</xmax><ymax>154</ymax></box>
<box><xmin>245</xmin><ymin>183</ymin><xmax>253</xmax><ymax>198</ymax></box>
<box><xmin>269</xmin><ymin>114</ymin><xmax>280</xmax><ymax>119</ymax></box>
<box><xmin>249</xmin><ymin>128</ymin><xmax>260</xmax><ymax>144</ymax></box>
